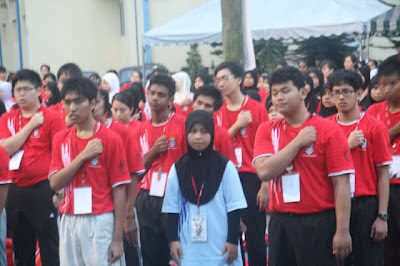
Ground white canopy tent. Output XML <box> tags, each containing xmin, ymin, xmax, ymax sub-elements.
<box><xmin>142</xmin><ymin>0</ymin><xmax>391</xmax><ymax>47</ymax></box>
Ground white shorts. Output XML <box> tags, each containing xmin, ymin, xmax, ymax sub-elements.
<box><xmin>60</xmin><ymin>212</ymin><xmax>126</xmax><ymax>266</ymax></box>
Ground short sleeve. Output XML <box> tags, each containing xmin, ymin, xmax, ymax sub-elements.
<box><xmin>365</xmin><ymin>104</ymin><xmax>378</xmax><ymax>117</ymax></box>
<box><xmin>222</xmin><ymin>161</ymin><xmax>247</xmax><ymax>212</ymax></box>
<box><xmin>0</xmin><ymin>146</ymin><xmax>10</xmax><ymax>184</ymax></box>
<box><xmin>252</xmin><ymin>122</ymin><xmax>274</xmax><ymax>165</ymax></box>
<box><xmin>162</xmin><ymin>164</ymin><xmax>181</xmax><ymax>214</ymax></box>
<box><xmin>371</xmin><ymin>121</ymin><xmax>392</xmax><ymax>166</ymax></box>
<box><xmin>48</xmin><ymin>132</ymin><xmax>64</xmax><ymax>177</ymax></box>
<box><xmin>325</xmin><ymin>123</ymin><xmax>355</xmax><ymax>177</ymax></box>
<box><xmin>127</xmin><ymin>129</ymin><xmax>146</xmax><ymax>174</ymax></box>
<box><xmin>216</xmin><ymin>127</ymin><xmax>237</xmax><ymax>164</ymax></box>
<box><xmin>48</xmin><ymin>112</ymin><xmax>66</xmax><ymax>141</ymax></box>
<box><xmin>0</xmin><ymin>114</ymin><xmax>12</xmax><ymax>141</ymax></box>
<box><xmin>107</xmin><ymin>133</ymin><xmax>131</xmax><ymax>187</ymax></box>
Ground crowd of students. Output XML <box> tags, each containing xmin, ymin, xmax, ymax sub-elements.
<box><xmin>0</xmin><ymin>47</ymin><xmax>398</xmax><ymax>266</ymax></box>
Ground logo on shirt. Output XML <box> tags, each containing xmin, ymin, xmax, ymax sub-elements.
<box><xmin>32</xmin><ymin>129</ymin><xmax>39</xmax><ymax>138</ymax></box>
<box><xmin>240</xmin><ymin>127</ymin><xmax>247</xmax><ymax>136</ymax></box>
<box><xmin>169</xmin><ymin>137</ymin><xmax>176</xmax><ymax>148</ymax></box>
<box><xmin>302</xmin><ymin>145</ymin><xmax>317</xmax><ymax>158</ymax></box>
<box><xmin>91</xmin><ymin>156</ymin><xmax>99</xmax><ymax>166</ymax></box>
<box><xmin>361</xmin><ymin>139</ymin><xmax>367</xmax><ymax>149</ymax></box>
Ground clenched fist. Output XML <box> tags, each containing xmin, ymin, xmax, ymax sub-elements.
<box><xmin>295</xmin><ymin>126</ymin><xmax>317</xmax><ymax>148</ymax></box>
<box><xmin>81</xmin><ymin>138</ymin><xmax>103</xmax><ymax>161</ymax></box>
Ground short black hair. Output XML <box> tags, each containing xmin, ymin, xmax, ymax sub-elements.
<box><xmin>368</xmin><ymin>60</ymin><xmax>378</xmax><ymax>68</ymax></box>
<box><xmin>214</xmin><ymin>61</ymin><xmax>244</xmax><ymax>79</ymax></box>
<box><xmin>378</xmin><ymin>57</ymin><xmax>400</xmax><ymax>78</ymax></box>
<box><xmin>40</xmin><ymin>64</ymin><xmax>50</xmax><ymax>71</ymax></box>
<box><xmin>112</xmin><ymin>91</ymin><xmax>135</xmax><ymax>116</ymax></box>
<box><xmin>193</xmin><ymin>85</ymin><xmax>223</xmax><ymax>111</ymax></box>
<box><xmin>107</xmin><ymin>69</ymin><xmax>118</xmax><ymax>76</ymax></box>
<box><xmin>329</xmin><ymin>69</ymin><xmax>363</xmax><ymax>91</ymax></box>
<box><xmin>321</xmin><ymin>60</ymin><xmax>335</xmax><ymax>70</ymax></box>
<box><xmin>303</xmin><ymin>75</ymin><xmax>314</xmax><ymax>91</ymax></box>
<box><xmin>269</xmin><ymin>67</ymin><xmax>305</xmax><ymax>90</ymax></box>
<box><xmin>149</xmin><ymin>74</ymin><xmax>175</xmax><ymax>98</ymax></box>
<box><xmin>44</xmin><ymin>82</ymin><xmax>61</xmax><ymax>107</ymax></box>
<box><xmin>57</xmin><ymin>63</ymin><xmax>82</xmax><ymax>79</ymax></box>
<box><xmin>0</xmin><ymin>66</ymin><xmax>6</xmax><ymax>73</ymax></box>
<box><xmin>43</xmin><ymin>73</ymin><xmax>56</xmax><ymax>82</ymax></box>
<box><xmin>61</xmin><ymin>77</ymin><xmax>97</xmax><ymax>102</ymax></box>
<box><xmin>132</xmin><ymin>70</ymin><xmax>143</xmax><ymax>80</ymax></box>
<box><xmin>98</xmin><ymin>89</ymin><xmax>112</xmax><ymax>118</ymax></box>
<box><xmin>12</xmin><ymin>69</ymin><xmax>42</xmax><ymax>96</ymax></box>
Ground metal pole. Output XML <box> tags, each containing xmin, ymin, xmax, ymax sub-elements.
<box><xmin>0</xmin><ymin>24</ymin><xmax>3</xmax><ymax>66</ymax></box>
<box><xmin>16</xmin><ymin>0</ymin><xmax>23</xmax><ymax>69</ymax></box>
<box><xmin>134</xmin><ymin>0</ymin><xmax>140</xmax><ymax>66</ymax></box>
<box><xmin>358</xmin><ymin>33</ymin><xmax>363</xmax><ymax>61</ymax></box>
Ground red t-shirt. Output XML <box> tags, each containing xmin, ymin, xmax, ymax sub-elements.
<box><xmin>0</xmin><ymin>106</ymin><xmax>66</xmax><ymax>187</ymax></box>
<box><xmin>253</xmin><ymin>115</ymin><xmax>354</xmax><ymax>214</ymax></box>
<box><xmin>329</xmin><ymin>113</ymin><xmax>392</xmax><ymax>197</ymax></box>
<box><xmin>213</xmin><ymin>125</ymin><xmax>237</xmax><ymax>164</ymax></box>
<box><xmin>0</xmin><ymin>146</ymin><xmax>10</xmax><ymax>184</ymax></box>
<box><xmin>129</xmin><ymin>119</ymin><xmax>142</xmax><ymax>131</ymax></box>
<box><xmin>366</xmin><ymin>101</ymin><xmax>400</xmax><ymax>185</ymax></box>
<box><xmin>49</xmin><ymin>102</ymin><xmax>66</xmax><ymax>120</ymax></box>
<box><xmin>49</xmin><ymin>123</ymin><xmax>131</xmax><ymax>215</ymax></box>
<box><xmin>216</xmin><ymin>96</ymin><xmax>268</xmax><ymax>173</ymax></box>
<box><xmin>136</xmin><ymin>113</ymin><xmax>186</xmax><ymax>190</ymax></box>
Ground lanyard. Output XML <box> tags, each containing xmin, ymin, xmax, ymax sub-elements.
<box><xmin>191</xmin><ymin>175</ymin><xmax>205</xmax><ymax>211</ymax></box>
<box><xmin>230</xmin><ymin>95</ymin><xmax>248</xmax><ymax>147</ymax></box>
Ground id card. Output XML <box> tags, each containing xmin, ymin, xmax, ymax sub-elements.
<box><xmin>235</xmin><ymin>148</ymin><xmax>242</xmax><ymax>168</ymax></box>
<box><xmin>149</xmin><ymin>172</ymin><xmax>167</xmax><ymax>197</ymax></box>
<box><xmin>74</xmin><ymin>187</ymin><xmax>92</xmax><ymax>214</ymax></box>
<box><xmin>191</xmin><ymin>214</ymin><xmax>207</xmax><ymax>242</ymax></box>
<box><xmin>9</xmin><ymin>150</ymin><xmax>24</xmax><ymax>171</ymax></box>
<box><xmin>350</xmin><ymin>173</ymin><xmax>355</xmax><ymax>198</ymax></box>
<box><xmin>282</xmin><ymin>173</ymin><xmax>300</xmax><ymax>203</ymax></box>
<box><xmin>389</xmin><ymin>156</ymin><xmax>400</xmax><ymax>179</ymax></box>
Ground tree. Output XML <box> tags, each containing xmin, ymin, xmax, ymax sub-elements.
<box><xmin>254</xmin><ymin>39</ymin><xmax>288</xmax><ymax>73</ymax></box>
<box><xmin>221</xmin><ymin>0</ymin><xmax>243</xmax><ymax>64</ymax></box>
<box><xmin>184</xmin><ymin>44</ymin><xmax>203</xmax><ymax>81</ymax></box>
<box><xmin>293</xmin><ymin>35</ymin><xmax>357</xmax><ymax>68</ymax></box>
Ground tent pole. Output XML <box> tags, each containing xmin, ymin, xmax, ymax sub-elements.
<box><xmin>142</xmin><ymin>46</ymin><xmax>146</xmax><ymax>83</ymax></box>
<box><xmin>366</xmin><ymin>32</ymin><xmax>370</xmax><ymax>60</ymax></box>
<box><xmin>358</xmin><ymin>33</ymin><xmax>363</xmax><ymax>61</ymax></box>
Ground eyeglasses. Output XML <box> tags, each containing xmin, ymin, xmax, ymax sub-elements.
<box><xmin>214</xmin><ymin>75</ymin><xmax>235</xmax><ymax>86</ymax></box>
<box><xmin>331</xmin><ymin>89</ymin><xmax>355</xmax><ymax>98</ymax></box>
<box><xmin>14</xmin><ymin>87</ymin><xmax>37</xmax><ymax>94</ymax></box>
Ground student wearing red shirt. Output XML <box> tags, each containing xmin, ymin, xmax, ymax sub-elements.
<box><xmin>0</xmin><ymin>70</ymin><xmax>65</xmax><ymax>265</ymax></box>
<box><xmin>365</xmin><ymin>57</ymin><xmax>400</xmax><ymax>266</ymax></box>
<box><xmin>49</xmin><ymin>63</ymin><xmax>83</xmax><ymax>120</ymax></box>
<box><xmin>330</xmin><ymin>69</ymin><xmax>391</xmax><ymax>266</ymax></box>
<box><xmin>94</xmin><ymin>89</ymin><xmax>141</xmax><ymax>266</ymax></box>
<box><xmin>49</xmin><ymin>77</ymin><xmax>131</xmax><ymax>266</ymax></box>
<box><xmin>214</xmin><ymin>61</ymin><xmax>268</xmax><ymax>266</ymax></box>
<box><xmin>192</xmin><ymin>85</ymin><xmax>237</xmax><ymax>163</ymax></box>
<box><xmin>253</xmin><ymin>67</ymin><xmax>354</xmax><ymax>266</ymax></box>
<box><xmin>135</xmin><ymin>74</ymin><xmax>186</xmax><ymax>266</ymax></box>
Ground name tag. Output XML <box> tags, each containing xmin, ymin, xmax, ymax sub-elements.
<box><xmin>235</xmin><ymin>148</ymin><xmax>242</xmax><ymax>168</ymax></box>
<box><xmin>191</xmin><ymin>214</ymin><xmax>207</xmax><ymax>242</ymax></box>
<box><xmin>282</xmin><ymin>173</ymin><xmax>300</xmax><ymax>203</ymax></box>
<box><xmin>149</xmin><ymin>172</ymin><xmax>167</xmax><ymax>197</ymax></box>
<box><xmin>74</xmin><ymin>187</ymin><xmax>92</xmax><ymax>214</ymax></box>
<box><xmin>9</xmin><ymin>150</ymin><xmax>24</xmax><ymax>171</ymax></box>
<box><xmin>389</xmin><ymin>156</ymin><xmax>400</xmax><ymax>179</ymax></box>
<box><xmin>350</xmin><ymin>173</ymin><xmax>355</xmax><ymax>198</ymax></box>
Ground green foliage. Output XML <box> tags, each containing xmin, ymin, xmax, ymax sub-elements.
<box><xmin>293</xmin><ymin>35</ymin><xmax>357</xmax><ymax>68</ymax></box>
<box><xmin>254</xmin><ymin>39</ymin><xmax>288</xmax><ymax>73</ymax></box>
<box><xmin>185</xmin><ymin>44</ymin><xmax>203</xmax><ymax>81</ymax></box>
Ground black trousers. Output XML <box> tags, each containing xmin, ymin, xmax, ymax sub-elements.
<box><xmin>346</xmin><ymin>196</ymin><xmax>383</xmax><ymax>266</ymax></box>
<box><xmin>239</xmin><ymin>172</ymin><xmax>266</xmax><ymax>266</ymax></box>
<box><xmin>6</xmin><ymin>180</ymin><xmax>59</xmax><ymax>266</ymax></box>
<box><xmin>136</xmin><ymin>189</ymin><xmax>169</xmax><ymax>266</ymax></box>
<box><xmin>384</xmin><ymin>184</ymin><xmax>400</xmax><ymax>266</ymax></box>
<box><xmin>268</xmin><ymin>210</ymin><xmax>336</xmax><ymax>266</ymax></box>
